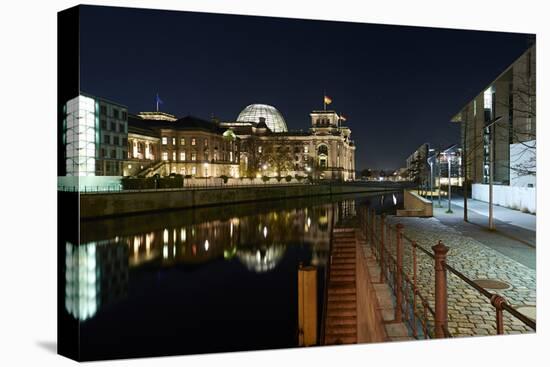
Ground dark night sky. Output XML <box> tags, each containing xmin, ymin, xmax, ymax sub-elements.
<box><xmin>79</xmin><ymin>5</ymin><xmax>532</xmax><ymax>170</ymax></box>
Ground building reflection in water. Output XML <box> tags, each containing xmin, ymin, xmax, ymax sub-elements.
<box><xmin>65</xmin><ymin>241</ymin><xmax>128</xmax><ymax>321</ymax></box>
<box><xmin>67</xmin><ymin>200</ymin><xmax>359</xmax><ymax>320</ymax></box>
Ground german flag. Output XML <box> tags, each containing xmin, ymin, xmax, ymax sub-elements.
<box><xmin>340</xmin><ymin>114</ymin><xmax>347</xmax><ymax>122</ymax></box>
<box><xmin>324</xmin><ymin>95</ymin><xmax>332</xmax><ymax>105</ymax></box>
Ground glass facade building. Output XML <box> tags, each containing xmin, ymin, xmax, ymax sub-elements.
<box><xmin>64</xmin><ymin>95</ymin><xmax>98</xmax><ymax>176</ymax></box>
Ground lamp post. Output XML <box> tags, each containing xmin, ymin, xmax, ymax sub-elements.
<box><xmin>429</xmin><ymin>161</ymin><xmax>434</xmax><ymax>201</ymax></box>
<box><xmin>437</xmin><ymin>151</ymin><xmax>442</xmax><ymax>208</ymax></box>
<box><xmin>486</xmin><ymin>116</ymin><xmax>502</xmax><ymax>231</ymax></box>
<box><xmin>445</xmin><ymin>152</ymin><xmax>453</xmax><ymax>214</ymax></box>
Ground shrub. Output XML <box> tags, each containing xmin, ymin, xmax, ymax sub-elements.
<box><xmin>157</xmin><ymin>176</ymin><xmax>183</xmax><ymax>189</ymax></box>
<box><xmin>285</xmin><ymin>175</ymin><xmax>292</xmax><ymax>182</ymax></box>
<box><xmin>220</xmin><ymin>175</ymin><xmax>229</xmax><ymax>184</ymax></box>
<box><xmin>276</xmin><ymin>176</ymin><xmax>283</xmax><ymax>182</ymax></box>
<box><xmin>295</xmin><ymin>174</ymin><xmax>304</xmax><ymax>182</ymax></box>
<box><xmin>121</xmin><ymin>177</ymin><xmax>156</xmax><ymax>190</ymax></box>
<box><xmin>262</xmin><ymin>176</ymin><xmax>270</xmax><ymax>183</ymax></box>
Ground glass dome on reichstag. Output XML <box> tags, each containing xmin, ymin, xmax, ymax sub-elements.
<box><xmin>236</xmin><ymin>104</ymin><xmax>288</xmax><ymax>133</ymax></box>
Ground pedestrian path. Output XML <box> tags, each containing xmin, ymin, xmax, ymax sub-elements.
<box><xmin>385</xmin><ymin>215</ymin><xmax>536</xmax><ymax>337</ymax></box>
<box><xmin>451</xmin><ymin>198</ymin><xmax>535</xmax><ymax>232</ymax></box>
<box><xmin>430</xmin><ymin>202</ymin><xmax>536</xmax><ymax>269</ymax></box>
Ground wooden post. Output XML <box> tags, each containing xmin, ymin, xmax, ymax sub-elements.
<box><xmin>298</xmin><ymin>264</ymin><xmax>318</xmax><ymax>346</ymax></box>
<box><xmin>432</xmin><ymin>241</ymin><xmax>449</xmax><ymax>338</ymax></box>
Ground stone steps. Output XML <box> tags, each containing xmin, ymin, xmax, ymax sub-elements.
<box><xmin>323</xmin><ymin>228</ymin><xmax>358</xmax><ymax>346</ymax></box>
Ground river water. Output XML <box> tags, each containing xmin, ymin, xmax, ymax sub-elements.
<box><xmin>61</xmin><ymin>191</ymin><xmax>402</xmax><ymax>360</ymax></box>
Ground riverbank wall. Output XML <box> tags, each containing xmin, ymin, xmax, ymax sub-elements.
<box><xmin>79</xmin><ymin>184</ymin><xmax>398</xmax><ymax>219</ymax></box>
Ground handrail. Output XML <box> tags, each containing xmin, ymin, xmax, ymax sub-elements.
<box><xmin>320</xmin><ymin>202</ymin><xmax>337</xmax><ymax>345</ymax></box>
<box><xmin>362</xmin><ymin>207</ymin><xmax>536</xmax><ymax>338</ymax></box>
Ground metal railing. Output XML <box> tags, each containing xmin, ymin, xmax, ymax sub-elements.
<box><xmin>58</xmin><ymin>181</ymin><xmax>318</xmax><ymax>193</ymax></box>
<box><xmin>319</xmin><ymin>202</ymin><xmax>337</xmax><ymax>345</ymax></box>
<box><xmin>358</xmin><ymin>207</ymin><xmax>536</xmax><ymax>339</ymax></box>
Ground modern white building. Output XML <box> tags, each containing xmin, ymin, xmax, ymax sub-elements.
<box><xmin>452</xmin><ymin>45</ymin><xmax>536</xmax><ymax>213</ymax></box>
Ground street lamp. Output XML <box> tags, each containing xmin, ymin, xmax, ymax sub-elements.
<box><xmin>442</xmin><ymin>151</ymin><xmax>453</xmax><ymax>214</ymax></box>
<box><xmin>486</xmin><ymin>116</ymin><xmax>503</xmax><ymax>230</ymax></box>
<box><xmin>437</xmin><ymin>151</ymin><xmax>442</xmax><ymax>208</ymax></box>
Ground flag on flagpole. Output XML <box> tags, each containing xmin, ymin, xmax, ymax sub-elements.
<box><xmin>324</xmin><ymin>95</ymin><xmax>332</xmax><ymax>105</ymax></box>
<box><xmin>155</xmin><ymin>93</ymin><xmax>164</xmax><ymax>112</ymax></box>
<box><xmin>339</xmin><ymin>114</ymin><xmax>347</xmax><ymax>122</ymax></box>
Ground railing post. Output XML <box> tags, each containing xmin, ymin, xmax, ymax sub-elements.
<box><xmin>491</xmin><ymin>294</ymin><xmax>506</xmax><ymax>335</ymax></box>
<box><xmin>394</xmin><ymin>223</ymin><xmax>404</xmax><ymax>322</ymax></box>
<box><xmin>432</xmin><ymin>240</ymin><xmax>449</xmax><ymax>338</ymax></box>
<box><xmin>412</xmin><ymin>241</ymin><xmax>418</xmax><ymax>338</ymax></box>
<box><xmin>379</xmin><ymin>213</ymin><xmax>386</xmax><ymax>282</ymax></box>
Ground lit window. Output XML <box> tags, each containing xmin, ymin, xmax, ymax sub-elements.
<box><xmin>191</xmin><ymin>152</ymin><xmax>196</xmax><ymax>161</ymax></box>
<box><xmin>304</xmin><ymin>146</ymin><xmax>309</xmax><ymax>153</ymax></box>
<box><xmin>162</xmin><ymin>137</ymin><xmax>167</xmax><ymax>145</ymax></box>
<box><xmin>162</xmin><ymin>152</ymin><xmax>168</xmax><ymax>160</ymax></box>
<box><xmin>204</xmin><ymin>139</ymin><xmax>208</xmax><ymax>147</ymax></box>
<box><xmin>484</xmin><ymin>87</ymin><xmax>494</xmax><ymax>110</ymax></box>
<box><xmin>214</xmin><ymin>152</ymin><xmax>218</xmax><ymax>161</ymax></box>
<box><xmin>229</xmin><ymin>151</ymin><xmax>233</xmax><ymax>162</ymax></box>
<box><xmin>180</xmin><ymin>138</ymin><xmax>185</xmax><ymax>145</ymax></box>
<box><xmin>258</xmin><ymin>146</ymin><xmax>262</xmax><ymax>153</ymax></box>
<box><xmin>191</xmin><ymin>138</ymin><xmax>196</xmax><ymax>146</ymax></box>
<box><xmin>172</xmin><ymin>152</ymin><xmax>176</xmax><ymax>161</ymax></box>
<box><xmin>191</xmin><ymin>166</ymin><xmax>196</xmax><ymax>175</ymax></box>
<box><xmin>172</xmin><ymin>137</ymin><xmax>176</xmax><ymax>145</ymax></box>
<box><xmin>180</xmin><ymin>152</ymin><xmax>186</xmax><ymax>161</ymax></box>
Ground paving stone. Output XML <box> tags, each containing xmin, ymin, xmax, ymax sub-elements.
<box><xmin>359</xmin><ymin>215</ymin><xmax>536</xmax><ymax>338</ymax></box>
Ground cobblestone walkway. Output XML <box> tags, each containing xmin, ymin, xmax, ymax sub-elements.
<box><xmin>371</xmin><ymin>215</ymin><xmax>536</xmax><ymax>337</ymax></box>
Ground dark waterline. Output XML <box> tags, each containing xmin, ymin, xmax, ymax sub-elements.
<box><xmin>62</xmin><ymin>191</ymin><xmax>402</xmax><ymax>360</ymax></box>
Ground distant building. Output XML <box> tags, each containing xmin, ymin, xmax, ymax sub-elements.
<box><xmin>451</xmin><ymin>45</ymin><xmax>536</xmax><ymax>212</ymax></box>
<box><xmin>60</xmin><ymin>98</ymin><xmax>356</xmax><ymax>187</ymax></box>
<box><xmin>406</xmin><ymin>143</ymin><xmax>430</xmax><ymax>185</ymax></box>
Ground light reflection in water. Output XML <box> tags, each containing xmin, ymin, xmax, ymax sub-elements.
<box><xmin>65</xmin><ymin>241</ymin><xmax>128</xmax><ymax>321</ymax></box>
<box><xmin>68</xmin><ymin>199</ymin><xmax>367</xmax><ymax>321</ymax></box>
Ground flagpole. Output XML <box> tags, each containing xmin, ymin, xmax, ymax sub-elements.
<box><xmin>323</xmin><ymin>90</ymin><xmax>326</xmax><ymax>111</ymax></box>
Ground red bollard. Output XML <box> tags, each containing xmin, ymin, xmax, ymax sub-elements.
<box><xmin>432</xmin><ymin>240</ymin><xmax>449</xmax><ymax>338</ymax></box>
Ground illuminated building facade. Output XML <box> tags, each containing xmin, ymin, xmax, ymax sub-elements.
<box><xmin>125</xmin><ymin>113</ymin><xmax>240</xmax><ymax>178</ymax></box>
<box><xmin>452</xmin><ymin>45</ymin><xmax>536</xmax><ymax>187</ymax></box>
<box><xmin>220</xmin><ymin>105</ymin><xmax>356</xmax><ymax>181</ymax></box>
<box><xmin>62</xmin><ymin>96</ymin><xmax>355</xmax><ymax>181</ymax></box>
<box><xmin>62</xmin><ymin>93</ymin><xmax>128</xmax><ymax>177</ymax></box>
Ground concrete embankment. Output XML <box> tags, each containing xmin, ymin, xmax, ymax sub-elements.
<box><xmin>80</xmin><ymin>184</ymin><xmax>397</xmax><ymax>219</ymax></box>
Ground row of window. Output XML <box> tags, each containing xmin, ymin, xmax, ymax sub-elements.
<box><xmin>161</xmin><ymin>136</ymin><xmax>235</xmax><ymax>150</ymax></box>
<box><xmin>162</xmin><ymin>137</ymin><xmax>205</xmax><ymax>146</ymax></box>
<box><xmin>101</xmin><ymin>119</ymin><xmax>126</xmax><ymax>133</ymax></box>
<box><xmin>257</xmin><ymin>146</ymin><xmax>310</xmax><ymax>154</ymax></box>
<box><xmin>100</xmin><ymin>105</ymin><xmax>127</xmax><ymax>120</ymax></box>
<box><xmin>161</xmin><ymin>151</ymin><xmax>236</xmax><ymax>162</ymax></box>
<box><xmin>104</xmin><ymin>135</ymin><xmax>127</xmax><ymax>146</ymax></box>
<box><xmin>101</xmin><ymin>148</ymin><xmax>127</xmax><ymax>160</ymax></box>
